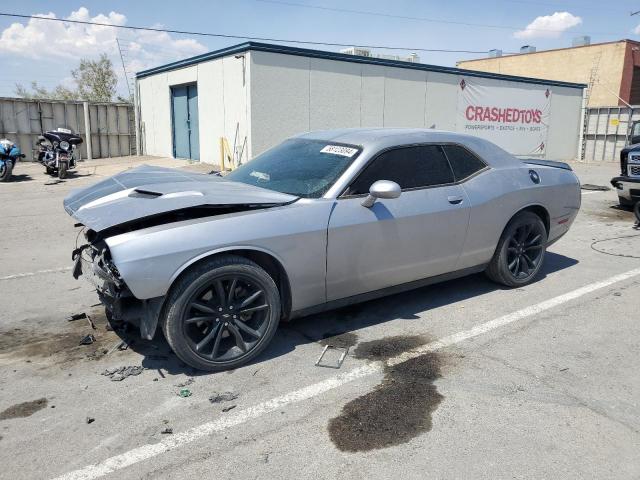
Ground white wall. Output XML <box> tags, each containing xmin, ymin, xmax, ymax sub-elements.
<box><xmin>249</xmin><ymin>51</ymin><xmax>584</xmax><ymax>160</ymax></box>
<box><xmin>139</xmin><ymin>50</ymin><xmax>584</xmax><ymax>163</ymax></box>
<box><xmin>137</xmin><ymin>56</ymin><xmax>249</xmax><ymax>165</ymax></box>
<box><xmin>546</xmin><ymin>86</ymin><xmax>584</xmax><ymax>161</ymax></box>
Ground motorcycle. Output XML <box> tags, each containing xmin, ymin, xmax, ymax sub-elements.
<box><xmin>0</xmin><ymin>138</ymin><xmax>26</xmax><ymax>182</ymax></box>
<box><xmin>37</xmin><ymin>128</ymin><xmax>83</xmax><ymax>179</ymax></box>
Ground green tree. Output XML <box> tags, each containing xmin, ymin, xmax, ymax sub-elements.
<box><xmin>15</xmin><ymin>54</ymin><xmax>120</xmax><ymax>102</ymax></box>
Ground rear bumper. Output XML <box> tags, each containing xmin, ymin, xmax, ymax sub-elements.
<box><xmin>611</xmin><ymin>176</ymin><xmax>640</xmax><ymax>203</ymax></box>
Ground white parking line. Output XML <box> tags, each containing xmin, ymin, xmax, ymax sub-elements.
<box><xmin>52</xmin><ymin>267</ymin><xmax>640</xmax><ymax>480</ymax></box>
<box><xmin>581</xmin><ymin>190</ymin><xmax>606</xmax><ymax>195</ymax></box>
<box><xmin>0</xmin><ymin>267</ymin><xmax>72</xmax><ymax>281</ymax></box>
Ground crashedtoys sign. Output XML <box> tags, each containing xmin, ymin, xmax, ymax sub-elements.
<box><xmin>457</xmin><ymin>76</ymin><xmax>551</xmax><ymax>155</ymax></box>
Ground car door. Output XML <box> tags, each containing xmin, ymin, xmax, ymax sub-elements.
<box><xmin>326</xmin><ymin>144</ymin><xmax>470</xmax><ymax>301</ymax></box>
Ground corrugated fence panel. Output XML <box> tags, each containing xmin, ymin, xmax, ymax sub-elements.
<box><xmin>582</xmin><ymin>106</ymin><xmax>640</xmax><ymax>163</ymax></box>
<box><xmin>0</xmin><ymin>97</ymin><xmax>134</xmax><ymax>160</ymax></box>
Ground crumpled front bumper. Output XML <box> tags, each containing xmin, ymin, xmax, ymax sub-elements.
<box><xmin>611</xmin><ymin>176</ymin><xmax>640</xmax><ymax>204</ymax></box>
<box><xmin>73</xmin><ymin>246</ymin><xmax>164</xmax><ymax>340</ymax></box>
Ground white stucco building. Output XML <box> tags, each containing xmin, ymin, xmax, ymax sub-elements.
<box><xmin>136</xmin><ymin>42</ymin><xmax>586</xmax><ymax>165</ymax></box>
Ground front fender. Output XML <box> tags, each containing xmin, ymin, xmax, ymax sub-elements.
<box><xmin>105</xmin><ymin>199</ymin><xmax>334</xmax><ymax>311</ymax></box>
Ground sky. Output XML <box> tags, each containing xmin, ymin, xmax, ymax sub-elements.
<box><xmin>0</xmin><ymin>0</ymin><xmax>639</xmax><ymax>98</ymax></box>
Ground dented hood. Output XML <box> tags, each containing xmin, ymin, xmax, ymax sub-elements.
<box><xmin>63</xmin><ymin>165</ymin><xmax>297</xmax><ymax>232</ymax></box>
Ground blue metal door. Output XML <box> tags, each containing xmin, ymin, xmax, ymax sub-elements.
<box><xmin>187</xmin><ymin>85</ymin><xmax>199</xmax><ymax>160</ymax></box>
<box><xmin>171</xmin><ymin>84</ymin><xmax>199</xmax><ymax>160</ymax></box>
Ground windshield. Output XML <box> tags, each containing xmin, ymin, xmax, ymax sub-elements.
<box><xmin>225</xmin><ymin>139</ymin><xmax>361</xmax><ymax>198</ymax></box>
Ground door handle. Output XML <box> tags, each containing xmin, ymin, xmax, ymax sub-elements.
<box><xmin>447</xmin><ymin>195</ymin><xmax>464</xmax><ymax>205</ymax></box>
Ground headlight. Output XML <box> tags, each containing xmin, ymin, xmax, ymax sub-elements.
<box><xmin>60</xmin><ymin>141</ymin><xmax>70</xmax><ymax>151</ymax></box>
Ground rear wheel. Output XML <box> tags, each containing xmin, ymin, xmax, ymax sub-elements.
<box><xmin>162</xmin><ymin>255</ymin><xmax>281</xmax><ymax>371</ymax></box>
<box><xmin>486</xmin><ymin>211</ymin><xmax>547</xmax><ymax>287</ymax></box>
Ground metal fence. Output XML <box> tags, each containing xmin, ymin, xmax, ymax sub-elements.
<box><xmin>582</xmin><ymin>106</ymin><xmax>640</xmax><ymax>163</ymax></box>
<box><xmin>0</xmin><ymin>97</ymin><xmax>135</xmax><ymax>160</ymax></box>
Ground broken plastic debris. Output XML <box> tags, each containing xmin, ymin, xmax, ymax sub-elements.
<box><xmin>175</xmin><ymin>378</ymin><xmax>195</xmax><ymax>388</ymax></box>
<box><xmin>161</xmin><ymin>427</ymin><xmax>173</xmax><ymax>434</ymax></box>
<box><xmin>101</xmin><ymin>366</ymin><xmax>144</xmax><ymax>382</ymax></box>
<box><xmin>79</xmin><ymin>334</ymin><xmax>96</xmax><ymax>345</ymax></box>
<box><xmin>107</xmin><ymin>339</ymin><xmax>129</xmax><ymax>355</ymax></box>
<box><xmin>315</xmin><ymin>345</ymin><xmax>349</xmax><ymax>369</ymax></box>
<box><xmin>86</xmin><ymin>416</ymin><xmax>95</xmax><ymax>424</ymax></box>
<box><xmin>222</xmin><ymin>405</ymin><xmax>237</xmax><ymax>413</ymax></box>
<box><xmin>208</xmin><ymin>392</ymin><xmax>238</xmax><ymax>404</ymax></box>
<box><xmin>178</xmin><ymin>389</ymin><xmax>192</xmax><ymax>398</ymax></box>
<box><xmin>67</xmin><ymin>313</ymin><xmax>87</xmax><ymax>322</ymax></box>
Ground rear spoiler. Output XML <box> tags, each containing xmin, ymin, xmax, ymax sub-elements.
<box><xmin>521</xmin><ymin>158</ymin><xmax>573</xmax><ymax>171</ymax></box>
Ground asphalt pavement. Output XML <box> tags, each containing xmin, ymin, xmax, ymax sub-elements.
<box><xmin>0</xmin><ymin>158</ymin><xmax>638</xmax><ymax>480</ymax></box>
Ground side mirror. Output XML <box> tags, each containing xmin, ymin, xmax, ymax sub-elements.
<box><xmin>361</xmin><ymin>180</ymin><xmax>401</xmax><ymax>208</ymax></box>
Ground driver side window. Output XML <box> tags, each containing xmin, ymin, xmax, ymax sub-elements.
<box><xmin>346</xmin><ymin>145</ymin><xmax>454</xmax><ymax>195</ymax></box>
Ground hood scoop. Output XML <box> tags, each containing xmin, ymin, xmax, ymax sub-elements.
<box><xmin>64</xmin><ymin>165</ymin><xmax>298</xmax><ymax>232</ymax></box>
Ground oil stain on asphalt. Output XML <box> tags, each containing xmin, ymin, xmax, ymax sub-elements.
<box><xmin>328</xmin><ymin>335</ymin><xmax>445</xmax><ymax>452</ymax></box>
<box><xmin>0</xmin><ymin>398</ymin><xmax>48</xmax><ymax>420</ymax></box>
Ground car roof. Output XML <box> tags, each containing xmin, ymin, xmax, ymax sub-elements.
<box><xmin>295</xmin><ymin>128</ymin><xmax>518</xmax><ymax>169</ymax></box>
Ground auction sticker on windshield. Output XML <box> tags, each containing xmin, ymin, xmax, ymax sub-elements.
<box><xmin>320</xmin><ymin>145</ymin><xmax>359</xmax><ymax>157</ymax></box>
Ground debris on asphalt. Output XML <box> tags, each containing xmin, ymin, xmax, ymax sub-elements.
<box><xmin>175</xmin><ymin>378</ymin><xmax>195</xmax><ymax>388</ymax></box>
<box><xmin>86</xmin><ymin>416</ymin><xmax>95</xmax><ymax>424</ymax></box>
<box><xmin>315</xmin><ymin>345</ymin><xmax>349</xmax><ymax>369</ymax></box>
<box><xmin>178</xmin><ymin>389</ymin><xmax>192</xmax><ymax>398</ymax></box>
<box><xmin>86</xmin><ymin>315</ymin><xmax>96</xmax><ymax>330</ymax></box>
<box><xmin>161</xmin><ymin>427</ymin><xmax>173</xmax><ymax>434</ymax></box>
<box><xmin>106</xmin><ymin>339</ymin><xmax>129</xmax><ymax>355</ymax></box>
<box><xmin>222</xmin><ymin>405</ymin><xmax>237</xmax><ymax>412</ymax></box>
<box><xmin>66</xmin><ymin>313</ymin><xmax>87</xmax><ymax>322</ymax></box>
<box><xmin>101</xmin><ymin>366</ymin><xmax>144</xmax><ymax>381</ymax></box>
<box><xmin>79</xmin><ymin>334</ymin><xmax>96</xmax><ymax>346</ymax></box>
<box><xmin>581</xmin><ymin>184</ymin><xmax>610</xmax><ymax>191</ymax></box>
<box><xmin>208</xmin><ymin>392</ymin><xmax>239</xmax><ymax>404</ymax></box>
<box><xmin>560</xmin><ymin>367</ymin><xmax>569</xmax><ymax>372</ymax></box>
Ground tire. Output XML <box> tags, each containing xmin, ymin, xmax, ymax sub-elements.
<box><xmin>634</xmin><ymin>201</ymin><xmax>640</xmax><ymax>224</ymax></box>
<box><xmin>485</xmin><ymin>211</ymin><xmax>548</xmax><ymax>287</ymax></box>
<box><xmin>58</xmin><ymin>162</ymin><xmax>67</xmax><ymax>179</ymax></box>
<box><xmin>619</xmin><ymin>196</ymin><xmax>634</xmax><ymax>207</ymax></box>
<box><xmin>0</xmin><ymin>161</ymin><xmax>12</xmax><ymax>182</ymax></box>
<box><xmin>162</xmin><ymin>255</ymin><xmax>281</xmax><ymax>371</ymax></box>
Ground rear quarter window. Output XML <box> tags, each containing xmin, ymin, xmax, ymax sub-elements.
<box><xmin>443</xmin><ymin>145</ymin><xmax>487</xmax><ymax>181</ymax></box>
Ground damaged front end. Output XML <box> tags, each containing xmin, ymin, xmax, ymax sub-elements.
<box><xmin>72</xmin><ymin>234</ymin><xmax>164</xmax><ymax>340</ymax></box>
<box><xmin>64</xmin><ymin>165</ymin><xmax>298</xmax><ymax>341</ymax></box>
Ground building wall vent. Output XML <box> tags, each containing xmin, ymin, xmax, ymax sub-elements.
<box><xmin>489</xmin><ymin>49</ymin><xmax>503</xmax><ymax>58</ymax></box>
<box><xmin>520</xmin><ymin>45</ymin><xmax>536</xmax><ymax>54</ymax></box>
<box><xmin>572</xmin><ymin>36</ymin><xmax>591</xmax><ymax>47</ymax></box>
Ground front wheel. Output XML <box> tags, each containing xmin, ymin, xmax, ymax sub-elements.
<box><xmin>58</xmin><ymin>162</ymin><xmax>67</xmax><ymax>179</ymax></box>
<box><xmin>486</xmin><ymin>211</ymin><xmax>548</xmax><ymax>287</ymax></box>
<box><xmin>0</xmin><ymin>162</ymin><xmax>13</xmax><ymax>182</ymax></box>
<box><xmin>162</xmin><ymin>255</ymin><xmax>281</xmax><ymax>371</ymax></box>
<box><xmin>0</xmin><ymin>161</ymin><xmax>13</xmax><ymax>182</ymax></box>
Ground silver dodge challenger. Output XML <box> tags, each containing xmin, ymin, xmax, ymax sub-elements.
<box><xmin>65</xmin><ymin>129</ymin><xmax>580</xmax><ymax>371</ymax></box>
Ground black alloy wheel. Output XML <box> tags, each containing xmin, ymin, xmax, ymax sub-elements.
<box><xmin>486</xmin><ymin>211</ymin><xmax>548</xmax><ymax>287</ymax></box>
<box><xmin>183</xmin><ymin>274</ymin><xmax>271</xmax><ymax>362</ymax></box>
<box><xmin>163</xmin><ymin>255</ymin><xmax>281</xmax><ymax>371</ymax></box>
<box><xmin>505</xmin><ymin>223</ymin><xmax>545</xmax><ymax>280</ymax></box>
